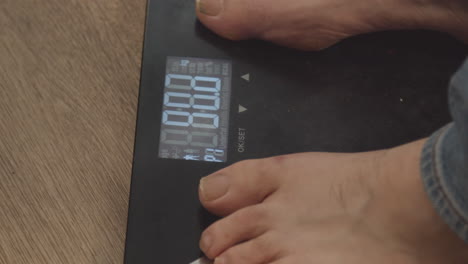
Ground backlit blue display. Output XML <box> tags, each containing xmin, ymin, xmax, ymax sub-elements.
<box><xmin>158</xmin><ymin>57</ymin><xmax>232</xmax><ymax>162</ymax></box>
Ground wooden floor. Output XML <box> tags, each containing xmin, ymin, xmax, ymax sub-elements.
<box><xmin>0</xmin><ymin>0</ymin><xmax>147</xmax><ymax>263</ymax></box>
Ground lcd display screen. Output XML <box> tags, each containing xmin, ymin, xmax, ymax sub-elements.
<box><xmin>158</xmin><ymin>57</ymin><xmax>232</xmax><ymax>162</ymax></box>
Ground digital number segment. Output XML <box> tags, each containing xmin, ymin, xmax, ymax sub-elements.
<box><xmin>158</xmin><ymin>57</ymin><xmax>232</xmax><ymax>162</ymax></box>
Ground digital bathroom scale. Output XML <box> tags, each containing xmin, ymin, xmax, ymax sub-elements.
<box><xmin>124</xmin><ymin>0</ymin><xmax>468</xmax><ymax>263</ymax></box>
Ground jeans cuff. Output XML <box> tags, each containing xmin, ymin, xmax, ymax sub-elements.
<box><xmin>421</xmin><ymin>123</ymin><xmax>468</xmax><ymax>243</ymax></box>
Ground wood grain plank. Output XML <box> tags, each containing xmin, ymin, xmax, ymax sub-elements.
<box><xmin>0</xmin><ymin>0</ymin><xmax>147</xmax><ymax>262</ymax></box>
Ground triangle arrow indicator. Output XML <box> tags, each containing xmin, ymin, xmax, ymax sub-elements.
<box><xmin>238</xmin><ymin>105</ymin><xmax>247</xmax><ymax>113</ymax></box>
<box><xmin>241</xmin><ymin>74</ymin><xmax>250</xmax><ymax>81</ymax></box>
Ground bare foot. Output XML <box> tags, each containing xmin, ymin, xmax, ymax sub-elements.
<box><xmin>198</xmin><ymin>139</ymin><xmax>468</xmax><ymax>264</ymax></box>
<box><xmin>195</xmin><ymin>0</ymin><xmax>468</xmax><ymax>50</ymax></box>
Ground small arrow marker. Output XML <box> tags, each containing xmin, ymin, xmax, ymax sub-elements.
<box><xmin>239</xmin><ymin>105</ymin><xmax>247</xmax><ymax>113</ymax></box>
<box><xmin>241</xmin><ymin>74</ymin><xmax>250</xmax><ymax>81</ymax></box>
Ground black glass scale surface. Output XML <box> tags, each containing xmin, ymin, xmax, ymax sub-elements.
<box><xmin>124</xmin><ymin>0</ymin><xmax>467</xmax><ymax>263</ymax></box>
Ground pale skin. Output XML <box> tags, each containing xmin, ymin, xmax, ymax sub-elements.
<box><xmin>194</xmin><ymin>0</ymin><xmax>468</xmax><ymax>263</ymax></box>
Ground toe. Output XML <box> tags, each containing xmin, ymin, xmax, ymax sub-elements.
<box><xmin>199</xmin><ymin>158</ymin><xmax>281</xmax><ymax>216</ymax></box>
<box><xmin>195</xmin><ymin>0</ymin><xmax>371</xmax><ymax>50</ymax></box>
<box><xmin>200</xmin><ymin>204</ymin><xmax>273</xmax><ymax>258</ymax></box>
<box><xmin>195</xmin><ymin>0</ymin><xmax>269</xmax><ymax>40</ymax></box>
<box><xmin>214</xmin><ymin>232</ymin><xmax>281</xmax><ymax>264</ymax></box>
<box><xmin>267</xmin><ymin>257</ymin><xmax>298</xmax><ymax>264</ymax></box>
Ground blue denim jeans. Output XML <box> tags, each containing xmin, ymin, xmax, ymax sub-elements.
<box><xmin>421</xmin><ymin>58</ymin><xmax>468</xmax><ymax>243</ymax></box>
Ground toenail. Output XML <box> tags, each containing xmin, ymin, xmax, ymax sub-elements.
<box><xmin>196</xmin><ymin>0</ymin><xmax>223</xmax><ymax>16</ymax></box>
<box><xmin>200</xmin><ymin>174</ymin><xmax>229</xmax><ymax>201</ymax></box>
<box><xmin>200</xmin><ymin>234</ymin><xmax>212</xmax><ymax>252</ymax></box>
<box><xmin>214</xmin><ymin>257</ymin><xmax>225</xmax><ymax>264</ymax></box>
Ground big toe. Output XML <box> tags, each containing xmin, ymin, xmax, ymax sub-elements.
<box><xmin>199</xmin><ymin>158</ymin><xmax>281</xmax><ymax>216</ymax></box>
<box><xmin>195</xmin><ymin>0</ymin><xmax>269</xmax><ymax>41</ymax></box>
<box><xmin>195</xmin><ymin>0</ymin><xmax>357</xmax><ymax>50</ymax></box>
